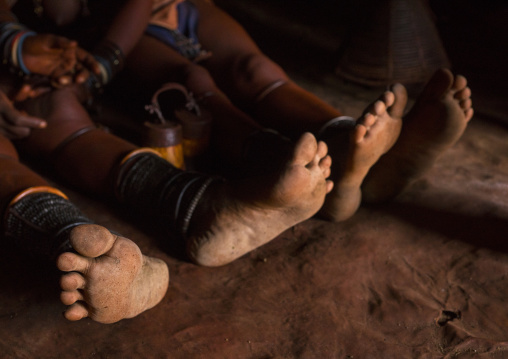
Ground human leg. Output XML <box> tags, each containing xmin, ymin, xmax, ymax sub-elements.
<box><xmin>0</xmin><ymin>134</ymin><xmax>169</xmax><ymax>324</ymax></box>
<box><xmin>361</xmin><ymin>69</ymin><xmax>474</xmax><ymax>203</ymax></box>
<box><xmin>185</xmin><ymin>0</ymin><xmax>409</xmax><ymax>220</ymax></box>
<box><xmin>17</xmin><ymin>85</ymin><xmax>139</xmax><ymax>194</ymax></box>
<box><xmin>115</xmin><ymin>133</ymin><xmax>332</xmax><ymax>267</ymax></box>
<box><xmin>318</xmin><ymin>86</ymin><xmax>407</xmax><ymax>221</ymax></box>
<box><xmin>125</xmin><ymin>35</ymin><xmax>265</xmax><ymax>164</ymax></box>
<box><xmin>192</xmin><ymin>6</ymin><xmax>474</xmax><ymax>213</ymax></box>
<box><xmin>18</xmin><ymin>84</ymin><xmax>332</xmax><ymax>267</ymax></box>
<box><xmin>190</xmin><ymin>0</ymin><xmax>342</xmax><ymax>138</ymax></box>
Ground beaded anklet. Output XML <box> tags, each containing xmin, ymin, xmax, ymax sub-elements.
<box><xmin>3</xmin><ymin>186</ymin><xmax>93</xmax><ymax>260</ymax></box>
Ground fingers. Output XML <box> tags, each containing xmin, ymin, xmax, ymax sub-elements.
<box><xmin>22</xmin><ymin>34</ymin><xmax>94</xmax><ymax>85</ymax></box>
<box><xmin>0</xmin><ymin>126</ymin><xmax>31</xmax><ymax>139</ymax></box>
<box><xmin>5</xmin><ymin>112</ymin><xmax>46</xmax><ymax>128</ymax></box>
<box><xmin>74</xmin><ymin>68</ymin><xmax>91</xmax><ymax>85</ymax></box>
<box><xmin>26</xmin><ymin>86</ymin><xmax>52</xmax><ymax>98</ymax></box>
<box><xmin>50</xmin><ymin>36</ymin><xmax>77</xmax><ymax>50</ymax></box>
<box><xmin>0</xmin><ymin>91</ymin><xmax>47</xmax><ymax>139</ymax></box>
<box><xmin>76</xmin><ymin>47</ymin><xmax>101</xmax><ymax>75</ymax></box>
<box><xmin>12</xmin><ymin>84</ymin><xmax>52</xmax><ymax>101</ymax></box>
<box><xmin>51</xmin><ymin>47</ymin><xmax>98</xmax><ymax>85</ymax></box>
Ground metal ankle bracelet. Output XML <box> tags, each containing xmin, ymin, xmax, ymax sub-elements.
<box><xmin>255</xmin><ymin>80</ymin><xmax>288</xmax><ymax>103</ymax></box>
<box><xmin>317</xmin><ymin>116</ymin><xmax>356</xmax><ymax>141</ymax></box>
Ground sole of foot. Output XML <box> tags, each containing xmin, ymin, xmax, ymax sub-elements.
<box><xmin>57</xmin><ymin>224</ymin><xmax>169</xmax><ymax>324</ymax></box>
<box><xmin>319</xmin><ymin>84</ymin><xmax>407</xmax><ymax>222</ymax></box>
<box><xmin>361</xmin><ymin>68</ymin><xmax>474</xmax><ymax>203</ymax></box>
<box><xmin>186</xmin><ymin>132</ymin><xmax>333</xmax><ymax>267</ymax></box>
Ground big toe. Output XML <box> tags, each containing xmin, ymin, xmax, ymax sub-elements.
<box><xmin>70</xmin><ymin>224</ymin><xmax>116</xmax><ymax>258</ymax></box>
<box><xmin>292</xmin><ymin>132</ymin><xmax>319</xmax><ymax>166</ymax></box>
<box><xmin>389</xmin><ymin>83</ymin><xmax>408</xmax><ymax>118</ymax></box>
<box><xmin>422</xmin><ymin>68</ymin><xmax>454</xmax><ymax>100</ymax></box>
<box><xmin>452</xmin><ymin>74</ymin><xmax>468</xmax><ymax>91</ymax></box>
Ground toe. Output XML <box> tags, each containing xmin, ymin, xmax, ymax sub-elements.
<box><xmin>61</xmin><ymin>290</ymin><xmax>84</xmax><ymax>306</ymax></box>
<box><xmin>64</xmin><ymin>302</ymin><xmax>89</xmax><ymax>321</ymax></box>
<box><xmin>422</xmin><ymin>68</ymin><xmax>453</xmax><ymax>99</ymax></box>
<box><xmin>70</xmin><ymin>224</ymin><xmax>116</xmax><ymax>258</ymax></box>
<box><xmin>60</xmin><ymin>272</ymin><xmax>86</xmax><ymax>291</ymax></box>
<box><xmin>325</xmin><ymin>179</ymin><xmax>334</xmax><ymax>193</ymax></box>
<box><xmin>293</xmin><ymin>132</ymin><xmax>318</xmax><ymax>166</ymax></box>
<box><xmin>389</xmin><ymin>83</ymin><xmax>408</xmax><ymax>118</ymax></box>
<box><xmin>465</xmin><ymin>108</ymin><xmax>474</xmax><ymax>121</ymax></box>
<box><xmin>382</xmin><ymin>90</ymin><xmax>395</xmax><ymax>107</ymax></box>
<box><xmin>320</xmin><ymin>155</ymin><xmax>332</xmax><ymax>177</ymax></box>
<box><xmin>452</xmin><ymin>74</ymin><xmax>468</xmax><ymax>91</ymax></box>
<box><xmin>319</xmin><ymin>153</ymin><xmax>332</xmax><ymax>168</ymax></box>
<box><xmin>454</xmin><ymin>87</ymin><xmax>471</xmax><ymax>101</ymax></box>
<box><xmin>362</xmin><ymin>113</ymin><xmax>377</xmax><ymax>128</ymax></box>
<box><xmin>373</xmin><ymin>100</ymin><xmax>386</xmax><ymax>117</ymax></box>
<box><xmin>354</xmin><ymin>124</ymin><xmax>368</xmax><ymax>143</ymax></box>
<box><xmin>316</xmin><ymin>140</ymin><xmax>328</xmax><ymax>159</ymax></box>
<box><xmin>323</xmin><ymin>166</ymin><xmax>331</xmax><ymax>179</ymax></box>
<box><xmin>459</xmin><ymin>98</ymin><xmax>472</xmax><ymax>111</ymax></box>
<box><xmin>57</xmin><ymin>252</ymin><xmax>91</xmax><ymax>273</ymax></box>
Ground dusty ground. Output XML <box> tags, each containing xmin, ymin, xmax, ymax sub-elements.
<box><xmin>1</xmin><ymin>1</ymin><xmax>508</xmax><ymax>358</ymax></box>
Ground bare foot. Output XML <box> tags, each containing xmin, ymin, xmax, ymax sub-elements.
<box><xmin>57</xmin><ymin>224</ymin><xmax>169</xmax><ymax>324</ymax></box>
<box><xmin>319</xmin><ymin>85</ymin><xmax>407</xmax><ymax>221</ymax></box>
<box><xmin>186</xmin><ymin>132</ymin><xmax>333</xmax><ymax>267</ymax></box>
<box><xmin>361</xmin><ymin>69</ymin><xmax>474</xmax><ymax>203</ymax></box>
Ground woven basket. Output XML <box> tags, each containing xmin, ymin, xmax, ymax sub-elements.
<box><xmin>335</xmin><ymin>0</ymin><xmax>450</xmax><ymax>86</ymax></box>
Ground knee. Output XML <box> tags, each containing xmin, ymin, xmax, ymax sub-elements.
<box><xmin>181</xmin><ymin>63</ymin><xmax>217</xmax><ymax>94</ymax></box>
<box><xmin>230</xmin><ymin>53</ymin><xmax>287</xmax><ymax>99</ymax></box>
<box><xmin>17</xmin><ymin>87</ymin><xmax>95</xmax><ymax>156</ymax></box>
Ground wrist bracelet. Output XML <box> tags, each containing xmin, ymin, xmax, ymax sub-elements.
<box><xmin>14</xmin><ymin>31</ymin><xmax>36</xmax><ymax>75</ymax></box>
<box><xmin>0</xmin><ymin>22</ymin><xmax>36</xmax><ymax>76</ymax></box>
<box><xmin>92</xmin><ymin>40</ymin><xmax>125</xmax><ymax>87</ymax></box>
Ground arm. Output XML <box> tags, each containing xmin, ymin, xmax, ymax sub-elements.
<box><xmin>89</xmin><ymin>0</ymin><xmax>153</xmax><ymax>89</ymax></box>
<box><xmin>0</xmin><ymin>0</ymin><xmax>98</xmax><ymax>85</ymax></box>
<box><xmin>104</xmin><ymin>0</ymin><xmax>153</xmax><ymax>55</ymax></box>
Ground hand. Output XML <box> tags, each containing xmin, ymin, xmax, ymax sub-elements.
<box><xmin>52</xmin><ymin>45</ymin><xmax>101</xmax><ymax>86</ymax></box>
<box><xmin>0</xmin><ymin>89</ymin><xmax>47</xmax><ymax>139</ymax></box>
<box><xmin>22</xmin><ymin>34</ymin><xmax>101</xmax><ymax>86</ymax></box>
<box><xmin>73</xmin><ymin>46</ymin><xmax>101</xmax><ymax>84</ymax></box>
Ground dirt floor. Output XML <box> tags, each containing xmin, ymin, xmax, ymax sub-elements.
<box><xmin>1</xmin><ymin>1</ymin><xmax>508</xmax><ymax>358</ymax></box>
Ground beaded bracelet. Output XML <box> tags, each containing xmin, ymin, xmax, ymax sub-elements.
<box><xmin>85</xmin><ymin>40</ymin><xmax>125</xmax><ymax>95</ymax></box>
<box><xmin>0</xmin><ymin>22</ymin><xmax>36</xmax><ymax>76</ymax></box>
<box><xmin>92</xmin><ymin>40</ymin><xmax>125</xmax><ymax>86</ymax></box>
